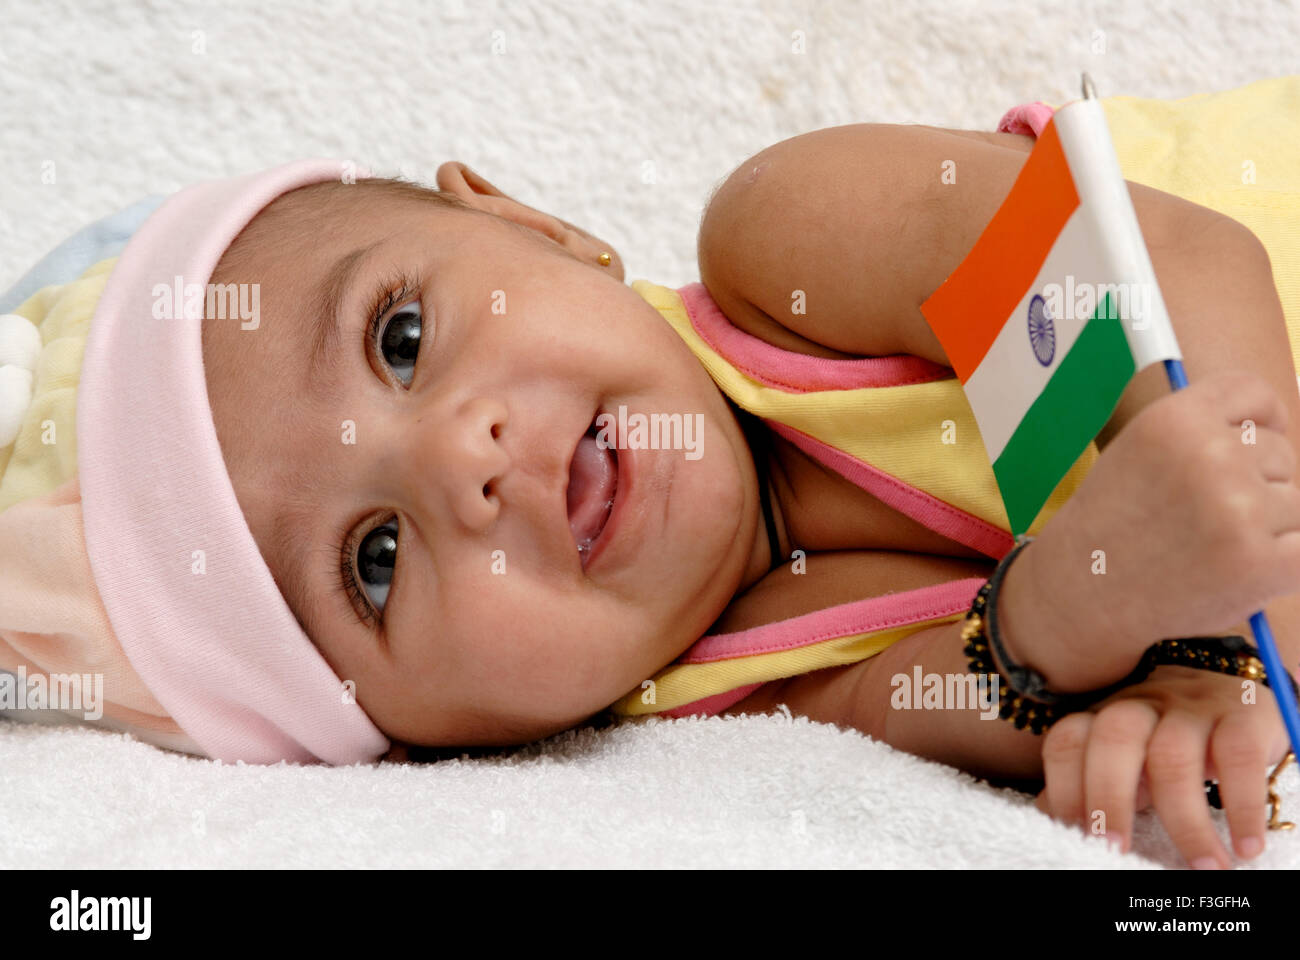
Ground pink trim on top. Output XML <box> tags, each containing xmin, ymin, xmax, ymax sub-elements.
<box><xmin>767</xmin><ymin>421</ymin><xmax>1014</xmax><ymax>561</ymax></box>
<box><xmin>676</xmin><ymin>282</ymin><xmax>953</xmax><ymax>393</ymax></box>
<box><xmin>674</xmin><ymin>279</ymin><xmax>1015</xmax><ymax>560</ymax></box>
<box><xmin>682</xmin><ymin>576</ymin><xmax>985</xmax><ymax>663</ymax></box>
<box><xmin>658</xmin><ymin>576</ymin><xmax>986</xmax><ymax>719</ymax></box>
<box><xmin>997</xmin><ymin>101</ymin><xmax>1056</xmax><ymax>138</ymax></box>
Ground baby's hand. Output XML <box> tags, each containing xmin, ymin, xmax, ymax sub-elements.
<box><xmin>1033</xmin><ymin>665</ymin><xmax>1289</xmax><ymax>868</ymax></box>
<box><xmin>1052</xmin><ymin>372</ymin><xmax>1300</xmax><ymax>648</ymax></box>
<box><xmin>1000</xmin><ymin>372</ymin><xmax>1300</xmax><ymax>698</ymax></box>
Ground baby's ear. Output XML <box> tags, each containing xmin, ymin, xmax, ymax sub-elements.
<box><xmin>434</xmin><ymin>161</ymin><xmax>624</xmax><ymax>280</ymax></box>
<box><xmin>435</xmin><ymin>160</ymin><xmax>511</xmax><ymax>204</ymax></box>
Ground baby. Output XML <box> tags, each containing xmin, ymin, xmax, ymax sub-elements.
<box><xmin>3</xmin><ymin>83</ymin><xmax>1299</xmax><ymax>872</ymax></box>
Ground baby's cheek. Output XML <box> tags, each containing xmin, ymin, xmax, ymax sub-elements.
<box><xmin>469</xmin><ymin>592</ymin><xmax>629</xmax><ymax>705</ymax></box>
<box><xmin>669</xmin><ymin>446</ymin><xmax>748</xmax><ymax>564</ymax></box>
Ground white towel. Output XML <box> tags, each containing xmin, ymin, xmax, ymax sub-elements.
<box><xmin>2</xmin><ymin>711</ymin><xmax>1297</xmax><ymax>868</ymax></box>
<box><xmin>3</xmin><ymin>0</ymin><xmax>1297</xmax><ymax>868</ymax></box>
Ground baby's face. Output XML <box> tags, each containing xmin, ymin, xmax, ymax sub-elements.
<box><xmin>201</xmin><ymin>182</ymin><xmax>763</xmax><ymax>748</ymax></box>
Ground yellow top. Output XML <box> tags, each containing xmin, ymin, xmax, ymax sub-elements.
<box><xmin>609</xmin><ymin>278</ymin><xmax>1078</xmax><ymax>718</ymax></box>
<box><xmin>611</xmin><ymin>75</ymin><xmax>1300</xmax><ymax>718</ymax></box>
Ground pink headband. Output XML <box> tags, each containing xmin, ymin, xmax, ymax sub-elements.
<box><xmin>77</xmin><ymin>159</ymin><xmax>391</xmax><ymax>764</ymax></box>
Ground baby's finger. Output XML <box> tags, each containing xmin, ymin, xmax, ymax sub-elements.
<box><xmin>1210</xmin><ymin>712</ymin><xmax>1270</xmax><ymax>860</ymax></box>
<box><xmin>1040</xmin><ymin>712</ymin><xmax>1094</xmax><ymax>825</ymax></box>
<box><xmin>1084</xmin><ymin>700</ymin><xmax>1159</xmax><ymax>853</ymax></box>
<box><xmin>1146</xmin><ymin>711</ymin><xmax>1230</xmax><ymax>869</ymax></box>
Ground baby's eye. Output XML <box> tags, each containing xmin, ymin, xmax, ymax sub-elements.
<box><xmin>378</xmin><ymin>301</ymin><xmax>422</xmax><ymax>385</ymax></box>
<box><xmin>356</xmin><ymin>522</ymin><xmax>397</xmax><ymax>614</ymax></box>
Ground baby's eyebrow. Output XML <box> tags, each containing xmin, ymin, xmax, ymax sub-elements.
<box><xmin>306</xmin><ymin>240</ymin><xmax>386</xmax><ymax>388</ymax></box>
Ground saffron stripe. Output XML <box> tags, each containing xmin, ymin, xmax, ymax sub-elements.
<box><xmin>920</xmin><ymin>120</ymin><xmax>1081</xmax><ymax>383</ymax></box>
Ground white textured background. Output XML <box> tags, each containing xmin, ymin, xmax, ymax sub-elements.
<box><xmin>3</xmin><ymin>0</ymin><xmax>1300</xmax><ymax>870</ymax></box>
<box><xmin>4</xmin><ymin>0</ymin><xmax>1300</xmax><ymax>292</ymax></box>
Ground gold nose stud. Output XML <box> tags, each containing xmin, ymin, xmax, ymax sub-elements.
<box><xmin>598</xmin><ymin>251</ymin><xmax>612</xmax><ymax>266</ymax></box>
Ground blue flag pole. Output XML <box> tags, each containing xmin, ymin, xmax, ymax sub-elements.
<box><xmin>1079</xmin><ymin>72</ymin><xmax>1300</xmax><ymax>761</ymax></box>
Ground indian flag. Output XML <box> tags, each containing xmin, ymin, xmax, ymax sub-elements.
<box><xmin>920</xmin><ymin>96</ymin><xmax>1182</xmax><ymax>537</ymax></box>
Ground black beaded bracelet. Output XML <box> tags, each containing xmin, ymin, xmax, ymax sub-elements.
<box><xmin>961</xmin><ymin>536</ymin><xmax>1160</xmax><ymax>733</ymax></box>
<box><xmin>1150</xmin><ymin>633</ymin><xmax>1299</xmax><ymax>703</ymax></box>
<box><xmin>961</xmin><ymin>535</ymin><xmax>1300</xmax><ymax>734</ymax></box>
<box><xmin>978</xmin><ymin>536</ymin><xmax>1056</xmax><ymax>701</ymax></box>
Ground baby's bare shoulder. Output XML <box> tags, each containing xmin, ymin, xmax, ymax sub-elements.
<box><xmin>696</xmin><ymin>121</ymin><xmax>1045</xmax><ymax>364</ymax></box>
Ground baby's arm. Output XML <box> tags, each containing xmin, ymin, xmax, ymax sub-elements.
<box><xmin>768</xmin><ymin>370</ymin><xmax>1300</xmax><ymax>866</ymax></box>
<box><xmin>762</xmin><ymin>523</ymin><xmax>1117</xmax><ymax>783</ymax></box>
<box><xmin>698</xmin><ymin>122</ymin><xmax>1293</xmax><ymax>448</ymax></box>
<box><xmin>815</xmin><ymin>562</ymin><xmax>1285</xmax><ymax>867</ymax></box>
<box><xmin>698</xmin><ymin>121</ymin><xmax>1300</xmax><ymax>668</ymax></box>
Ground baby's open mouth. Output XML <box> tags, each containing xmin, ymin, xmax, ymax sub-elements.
<box><xmin>566</xmin><ymin>417</ymin><xmax>619</xmax><ymax>562</ymax></box>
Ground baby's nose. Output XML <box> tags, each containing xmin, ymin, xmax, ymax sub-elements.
<box><xmin>419</xmin><ymin>397</ymin><xmax>510</xmax><ymax>533</ymax></box>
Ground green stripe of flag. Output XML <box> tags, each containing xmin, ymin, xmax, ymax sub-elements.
<box><xmin>991</xmin><ymin>293</ymin><xmax>1137</xmax><ymax>535</ymax></box>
